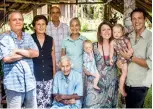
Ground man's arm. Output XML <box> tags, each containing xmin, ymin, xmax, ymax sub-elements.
<box><xmin>0</xmin><ymin>42</ymin><xmax>23</xmax><ymax>63</ymax></box>
<box><xmin>15</xmin><ymin>49</ymin><xmax>39</xmax><ymax>58</ymax></box>
<box><xmin>63</xmin><ymin>94</ymin><xmax>81</xmax><ymax>100</ymax></box>
<box><xmin>55</xmin><ymin>94</ymin><xmax>81</xmax><ymax>101</ymax></box>
<box><xmin>2</xmin><ymin>53</ymin><xmax>23</xmax><ymax>63</ymax></box>
<box><xmin>131</xmin><ymin>56</ymin><xmax>148</xmax><ymax>68</ymax></box>
<box><xmin>53</xmin><ymin>94</ymin><xmax>76</xmax><ymax>105</ymax></box>
<box><xmin>120</xmin><ymin>48</ymin><xmax>149</xmax><ymax>68</ymax></box>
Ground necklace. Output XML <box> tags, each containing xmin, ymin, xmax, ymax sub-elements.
<box><xmin>97</xmin><ymin>42</ymin><xmax>110</xmax><ymax>66</ymax></box>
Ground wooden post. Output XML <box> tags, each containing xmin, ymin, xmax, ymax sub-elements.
<box><xmin>48</xmin><ymin>5</ymin><xmax>51</xmax><ymax>21</ymax></box>
<box><xmin>104</xmin><ymin>4</ymin><xmax>111</xmax><ymax>21</ymax></box>
<box><xmin>124</xmin><ymin>0</ymin><xmax>135</xmax><ymax>35</ymax></box>
<box><xmin>33</xmin><ymin>8</ymin><xmax>37</xmax><ymax>18</ymax></box>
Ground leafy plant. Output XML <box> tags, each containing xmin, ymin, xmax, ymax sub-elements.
<box><xmin>144</xmin><ymin>87</ymin><xmax>152</xmax><ymax>108</ymax></box>
<box><xmin>81</xmin><ymin>23</ymin><xmax>88</xmax><ymax>32</ymax></box>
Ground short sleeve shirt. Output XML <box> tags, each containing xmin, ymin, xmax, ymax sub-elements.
<box><xmin>62</xmin><ymin>35</ymin><xmax>87</xmax><ymax>73</ymax></box>
<box><xmin>0</xmin><ymin>31</ymin><xmax>38</xmax><ymax>92</ymax></box>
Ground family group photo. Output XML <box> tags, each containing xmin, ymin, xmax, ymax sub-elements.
<box><xmin>0</xmin><ymin>0</ymin><xmax>152</xmax><ymax>108</ymax></box>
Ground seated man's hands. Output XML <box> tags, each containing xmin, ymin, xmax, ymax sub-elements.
<box><xmin>55</xmin><ymin>95</ymin><xmax>65</xmax><ymax>102</ymax></box>
<box><xmin>68</xmin><ymin>99</ymin><xmax>76</xmax><ymax>104</ymax></box>
<box><xmin>55</xmin><ymin>95</ymin><xmax>76</xmax><ymax>105</ymax></box>
<box><xmin>62</xmin><ymin>99</ymin><xmax>76</xmax><ymax>105</ymax></box>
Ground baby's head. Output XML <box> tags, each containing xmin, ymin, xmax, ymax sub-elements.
<box><xmin>83</xmin><ymin>40</ymin><xmax>93</xmax><ymax>54</ymax></box>
<box><xmin>113</xmin><ymin>24</ymin><xmax>124</xmax><ymax>39</ymax></box>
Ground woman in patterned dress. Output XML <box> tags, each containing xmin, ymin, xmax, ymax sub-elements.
<box><xmin>83</xmin><ymin>22</ymin><xmax>118</xmax><ymax>108</ymax></box>
<box><xmin>31</xmin><ymin>15</ymin><xmax>56</xmax><ymax>108</ymax></box>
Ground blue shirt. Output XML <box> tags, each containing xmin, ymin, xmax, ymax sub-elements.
<box><xmin>61</xmin><ymin>35</ymin><xmax>87</xmax><ymax>73</ymax></box>
<box><xmin>52</xmin><ymin>70</ymin><xmax>83</xmax><ymax>108</ymax></box>
<box><xmin>83</xmin><ymin>52</ymin><xmax>98</xmax><ymax>74</ymax></box>
<box><xmin>0</xmin><ymin>31</ymin><xmax>38</xmax><ymax>92</ymax></box>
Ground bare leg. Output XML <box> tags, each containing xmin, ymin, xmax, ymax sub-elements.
<box><xmin>120</xmin><ymin>63</ymin><xmax>128</xmax><ymax>96</ymax></box>
<box><xmin>93</xmin><ymin>73</ymin><xmax>100</xmax><ymax>90</ymax></box>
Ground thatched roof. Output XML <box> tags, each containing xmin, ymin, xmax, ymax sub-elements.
<box><xmin>0</xmin><ymin>0</ymin><xmax>152</xmax><ymax>25</ymax></box>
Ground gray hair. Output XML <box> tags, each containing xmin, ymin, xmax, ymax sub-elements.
<box><xmin>60</xmin><ymin>55</ymin><xmax>72</xmax><ymax>64</ymax></box>
<box><xmin>8</xmin><ymin>11</ymin><xmax>23</xmax><ymax>21</ymax></box>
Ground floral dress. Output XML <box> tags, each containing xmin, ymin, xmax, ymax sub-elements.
<box><xmin>83</xmin><ymin>42</ymin><xmax>118</xmax><ymax>108</ymax></box>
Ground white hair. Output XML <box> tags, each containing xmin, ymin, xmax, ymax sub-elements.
<box><xmin>8</xmin><ymin>11</ymin><xmax>23</xmax><ymax>21</ymax></box>
<box><xmin>60</xmin><ymin>55</ymin><xmax>72</xmax><ymax>64</ymax></box>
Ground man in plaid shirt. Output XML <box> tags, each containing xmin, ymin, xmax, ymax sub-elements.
<box><xmin>46</xmin><ymin>6</ymin><xmax>69</xmax><ymax>70</ymax></box>
<box><xmin>0</xmin><ymin>11</ymin><xmax>39</xmax><ymax>108</ymax></box>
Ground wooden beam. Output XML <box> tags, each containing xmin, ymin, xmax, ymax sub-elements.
<box><xmin>18</xmin><ymin>4</ymin><xmax>29</xmax><ymax>10</ymax></box>
<box><xmin>48</xmin><ymin>2</ymin><xmax>105</xmax><ymax>4</ymax></box>
<box><xmin>136</xmin><ymin>0</ymin><xmax>152</xmax><ymax>12</ymax></box>
<box><xmin>6</xmin><ymin>0</ymin><xmax>48</xmax><ymax>5</ymax></box>
<box><xmin>0</xmin><ymin>3</ymin><xmax>10</xmax><ymax>7</ymax></box>
<box><xmin>0</xmin><ymin>8</ymin><xmax>14</xmax><ymax>11</ymax></box>
<box><xmin>110</xmin><ymin>2</ymin><xmax>123</xmax><ymax>14</ymax></box>
<box><xmin>76</xmin><ymin>0</ymin><xmax>78</xmax><ymax>4</ymax></box>
<box><xmin>136</xmin><ymin>0</ymin><xmax>152</xmax><ymax>22</ymax></box>
<box><xmin>6</xmin><ymin>0</ymin><xmax>105</xmax><ymax>5</ymax></box>
<box><xmin>9</xmin><ymin>3</ymin><xmax>21</xmax><ymax>9</ymax></box>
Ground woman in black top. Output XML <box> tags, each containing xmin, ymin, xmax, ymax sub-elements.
<box><xmin>31</xmin><ymin>15</ymin><xmax>56</xmax><ymax>108</ymax></box>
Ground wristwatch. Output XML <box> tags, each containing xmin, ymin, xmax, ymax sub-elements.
<box><xmin>129</xmin><ymin>55</ymin><xmax>133</xmax><ymax>62</ymax></box>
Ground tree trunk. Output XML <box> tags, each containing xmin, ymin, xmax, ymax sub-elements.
<box><xmin>123</xmin><ymin>0</ymin><xmax>135</xmax><ymax>35</ymax></box>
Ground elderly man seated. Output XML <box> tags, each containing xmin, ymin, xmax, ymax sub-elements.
<box><xmin>51</xmin><ymin>55</ymin><xmax>83</xmax><ymax>109</ymax></box>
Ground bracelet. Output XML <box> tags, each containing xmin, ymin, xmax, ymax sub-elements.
<box><xmin>129</xmin><ymin>55</ymin><xmax>133</xmax><ymax>62</ymax></box>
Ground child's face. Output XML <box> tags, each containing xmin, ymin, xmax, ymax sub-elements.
<box><xmin>70</xmin><ymin>20</ymin><xmax>80</xmax><ymax>34</ymax></box>
<box><xmin>84</xmin><ymin>43</ymin><xmax>92</xmax><ymax>54</ymax></box>
<box><xmin>113</xmin><ymin>26</ymin><xmax>123</xmax><ymax>39</ymax></box>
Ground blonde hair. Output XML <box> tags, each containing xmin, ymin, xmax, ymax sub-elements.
<box><xmin>83</xmin><ymin>40</ymin><xmax>92</xmax><ymax>46</ymax></box>
<box><xmin>113</xmin><ymin>24</ymin><xmax>125</xmax><ymax>33</ymax></box>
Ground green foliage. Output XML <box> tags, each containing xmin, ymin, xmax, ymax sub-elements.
<box><xmin>144</xmin><ymin>87</ymin><xmax>152</xmax><ymax>108</ymax></box>
<box><xmin>80</xmin><ymin>4</ymin><xmax>104</xmax><ymax>20</ymax></box>
<box><xmin>81</xmin><ymin>23</ymin><xmax>88</xmax><ymax>32</ymax></box>
<box><xmin>94</xmin><ymin>11</ymin><xmax>98</xmax><ymax>19</ymax></box>
<box><xmin>23</xmin><ymin>23</ymin><xmax>33</xmax><ymax>32</ymax></box>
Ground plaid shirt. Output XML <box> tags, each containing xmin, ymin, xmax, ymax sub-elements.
<box><xmin>0</xmin><ymin>31</ymin><xmax>38</xmax><ymax>92</ymax></box>
<box><xmin>46</xmin><ymin>21</ymin><xmax>69</xmax><ymax>63</ymax></box>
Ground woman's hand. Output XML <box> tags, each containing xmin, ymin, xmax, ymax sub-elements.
<box><xmin>117</xmin><ymin>60</ymin><xmax>123</xmax><ymax>69</ymax></box>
